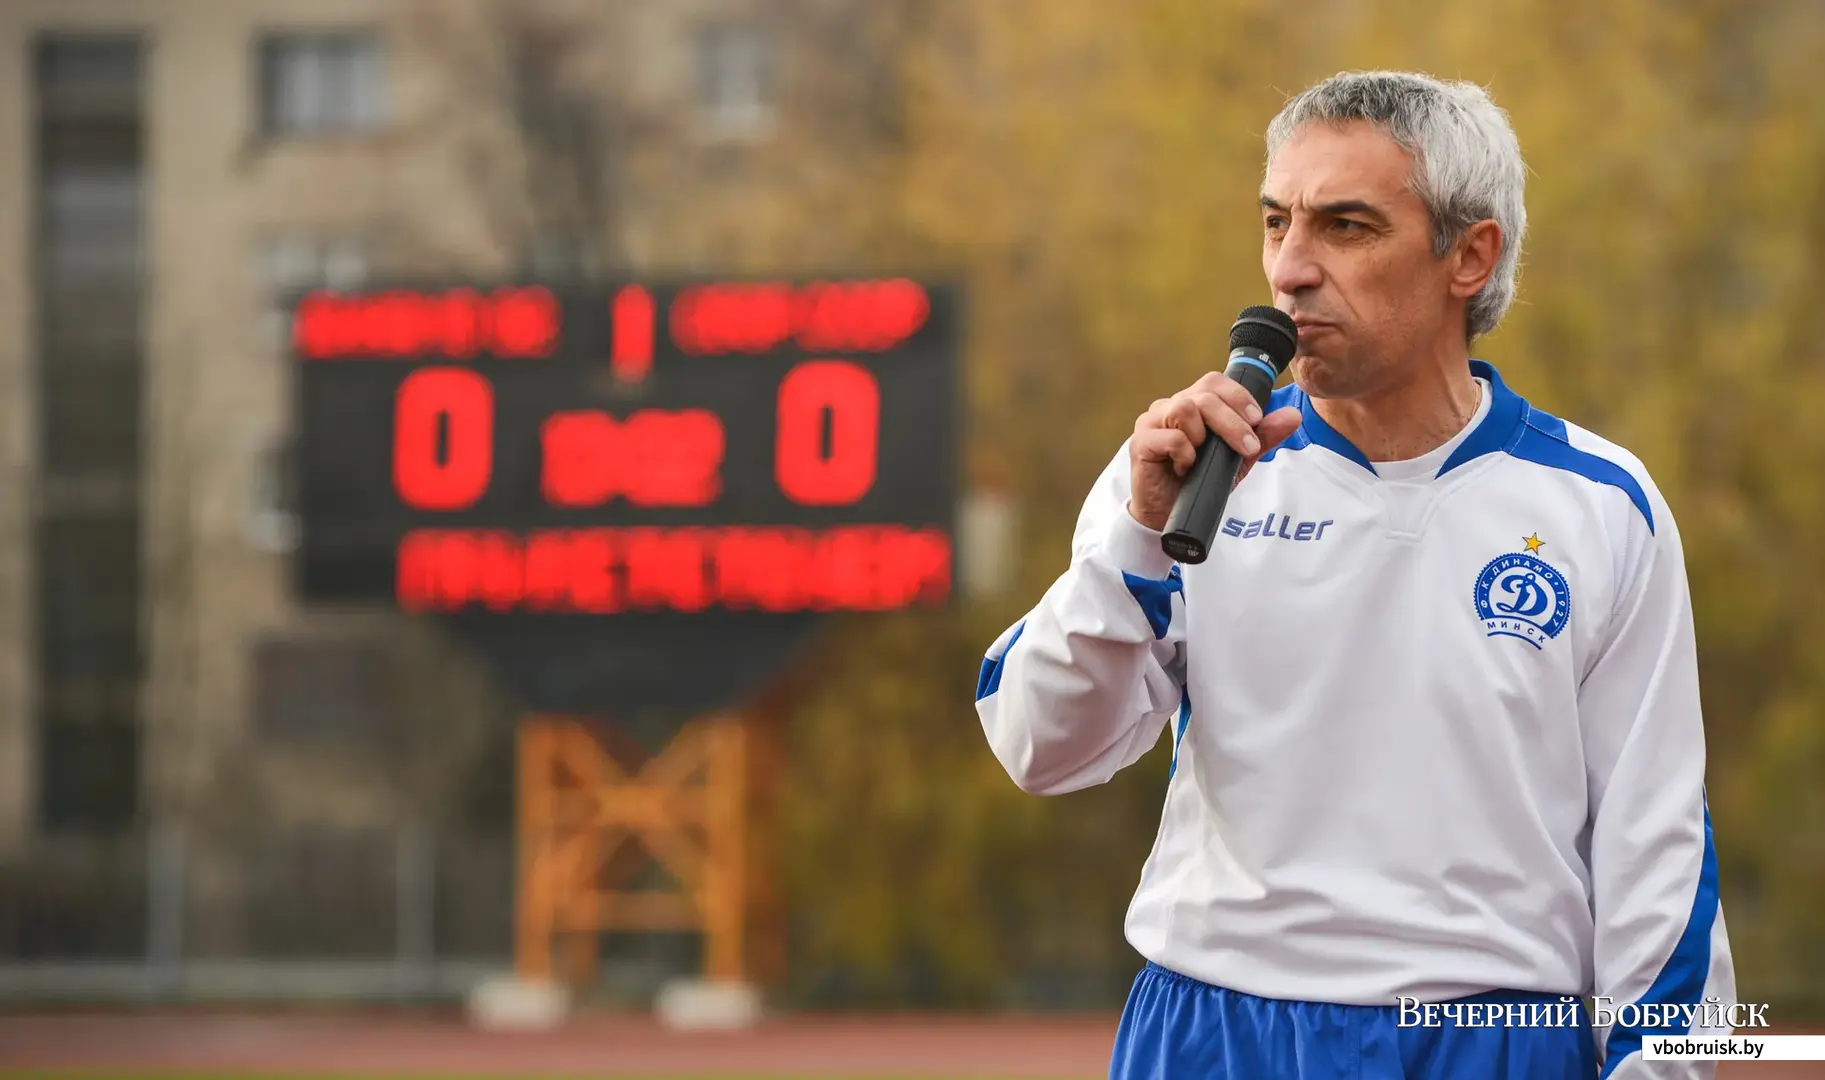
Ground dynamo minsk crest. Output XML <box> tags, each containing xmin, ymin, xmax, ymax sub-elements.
<box><xmin>1474</xmin><ymin>547</ymin><xmax>1571</xmax><ymax>650</ymax></box>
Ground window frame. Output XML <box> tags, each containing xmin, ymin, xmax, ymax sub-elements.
<box><xmin>693</xmin><ymin>20</ymin><xmax>778</xmax><ymax>140</ymax></box>
<box><xmin>254</xmin><ymin>29</ymin><xmax>388</xmax><ymax>139</ymax></box>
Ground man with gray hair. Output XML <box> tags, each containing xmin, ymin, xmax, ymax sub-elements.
<box><xmin>976</xmin><ymin>70</ymin><xmax>1735</xmax><ymax>1078</ymax></box>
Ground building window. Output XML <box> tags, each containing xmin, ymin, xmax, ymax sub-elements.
<box><xmin>33</xmin><ymin>34</ymin><xmax>147</xmax><ymax>834</ymax></box>
<box><xmin>245</xmin><ymin>438</ymin><xmax>298</xmax><ymax>554</ymax></box>
<box><xmin>251</xmin><ymin>637</ymin><xmax>386</xmax><ymax>743</ymax></box>
<box><xmin>258</xmin><ymin>32</ymin><xmax>385</xmax><ymax>137</ymax></box>
<box><xmin>531</xmin><ymin>231</ymin><xmax>586</xmax><ymax>280</ymax></box>
<box><xmin>247</xmin><ymin>230</ymin><xmax>364</xmax><ymax>552</ymax></box>
<box><xmin>255</xmin><ymin>232</ymin><xmax>369</xmax><ymax>352</ymax></box>
<box><xmin>696</xmin><ymin>23</ymin><xmax>775</xmax><ymax>137</ymax></box>
<box><xmin>43</xmin><ymin>165</ymin><xmax>142</xmax><ymax>285</ymax></box>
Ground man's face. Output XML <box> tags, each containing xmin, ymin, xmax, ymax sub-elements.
<box><xmin>1259</xmin><ymin>121</ymin><xmax>1457</xmax><ymax>399</ymax></box>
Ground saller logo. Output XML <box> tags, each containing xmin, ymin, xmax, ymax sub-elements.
<box><xmin>1474</xmin><ymin>533</ymin><xmax>1571</xmax><ymax>649</ymax></box>
<box><xmin>1220</xmin><ymin>512</ymin><xmax>1335</xmax><ymax>541</ymax></box>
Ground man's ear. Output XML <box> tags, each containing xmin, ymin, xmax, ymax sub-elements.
<box><xmin>1448</xmin><ymin>220</ymin><xmax>1502</xmax><ymax>301</ymax></box>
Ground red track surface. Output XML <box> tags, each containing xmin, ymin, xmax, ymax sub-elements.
<box><xmin>0</xmin><ymin>1013</ymin><xmax>1113</xmax><ymax>1076</ymax></box>
<box><xmin>0</xmin><ymin>1013</ymin><xmax>1819</xmax><ymax>1077</ymax></box>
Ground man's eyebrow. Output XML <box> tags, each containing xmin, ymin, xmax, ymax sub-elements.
<box><xmin>1257</xmin><ymin>195</ymin><xmax>1390</xmax><ymax>222</ymax></box>
<box><xmin>1315</xmin><ymin>199</ymin><xmax>1389</xmax><ymax>222</ymax></box>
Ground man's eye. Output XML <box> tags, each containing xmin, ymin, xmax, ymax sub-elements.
<box><xmin>1264</xmin><ymin>216</ymin><xmax>1288</xmax><ymax>232</ymax></box>
<box><xmin>1332</xmin><ymin>218</ymin><xmax>1365</xmax><ymax>233</ymax></box>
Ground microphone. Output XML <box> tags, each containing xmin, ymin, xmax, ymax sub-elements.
<box><xmin>1160</xmin><ymin>305</ymin><xmax>1299</xmax><ymax>564</ymax></box>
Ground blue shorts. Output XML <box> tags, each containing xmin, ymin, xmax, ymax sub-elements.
<box><xmin>1110</xmin><ymin>962</ymin><xmax>1597</xmax><ymax>1080</ymax></box>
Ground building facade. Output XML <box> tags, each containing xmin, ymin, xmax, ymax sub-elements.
<box><xmin>0</xmin><ymin>0</ymin><xmax>901</xmax><ymax>972</ymax></box>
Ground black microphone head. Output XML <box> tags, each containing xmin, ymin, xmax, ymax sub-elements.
<box><xmin>1229</xmin><ymin>305</ymin><xmax>1299</xmax><ymax>374</ymax></box>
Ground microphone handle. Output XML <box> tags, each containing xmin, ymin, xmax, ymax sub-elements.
<box><xmin>1159</xmin><ymin>348</ymin><xmax>1282</xmax><ymax>564</ymax></box>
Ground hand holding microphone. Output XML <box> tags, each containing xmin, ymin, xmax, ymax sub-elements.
<box><xmin>1128</xmin><ymin>306</ymin><xmax>1302</xmax><ymax>564</ymax></box>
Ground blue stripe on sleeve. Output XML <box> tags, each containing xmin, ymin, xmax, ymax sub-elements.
<box><xmin>1529</xmin><ymin>409</ymin><xmax>1568</xmax><ymax>440</ymax></box>
<box><xmin>1167</xmin><ymin>686</ymin><xmax>1192</xmax><ymax>779</ymax></box>
<box><xmin>1599</xmin><ymin>806</ymin><xmax>1720</xmax><ymax>1076</ymax></box>
<box><xmin>975</xmin><ymin>620</ymin><xmax>1026</xmax><ymax>701</ymax></box>
<box><xmin>1508</xmin><ymin>414</ymin><xmax>1656</xmax><ymax>534</ymax></box>
<box><xmin>1122</xmin><ymin>565</ymin><xmax>1183</xmax><ymax>640</ymax></box>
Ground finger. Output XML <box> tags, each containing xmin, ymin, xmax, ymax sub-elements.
<box><xmin>1188</xmin><ymin>371</ymin><xmax>1270</xmax><ymax>425</ymax></box>
<box><xmin>1162</xmin><ymin>394</ymin><xmax>1209</xmax><ymax>445</ymax></box>
<box><xmin>1252</xmin><ymin>406</ymin><xmax>1304</xmax><ymax>456</ymax></box>
<box><xmin>1134</xmin><ymin>427</ymin><xmax>1198</xmax><ymax>474</ymax></box>
<box><xmin>1233</xmin><ymin>407</ymin><xmax>1304</xmax><ymax>488</ymax></box>
<box><xmin>1133</xmin><ymin>428</ymin><xmax>1197</xmax><ymax>475</ymax></box>
<box><xmin>1134</xmin><ymin>399</ymin><xmax>1175</xmax><ymax>436</ymax></box>
<box><xmin>1204</xmin><ymin>375</ymin><xmax>1266</xmax><ymax>426</ymax></box>
<box><xmin>1188</xmin><ymin>391</ymin><xmax>1259</xmax><ymax>459</ymax></box>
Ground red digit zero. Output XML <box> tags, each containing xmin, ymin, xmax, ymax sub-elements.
<box><xmin>393</xmin><ymin>368</ymin><xmax>494</xmax><ymax>510</ymax></box>
<box><xmin>775</xmin><ymin>360</ymin><xmax>880</xmax><ymax>506</ymax></box>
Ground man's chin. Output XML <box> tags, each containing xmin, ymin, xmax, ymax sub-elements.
<box><xmin>1294</xmin><ymin>354</ymin><xmax>1388</xmax><ymax>403</ymax></box>
<box><xmin>1290</xmin><ymin>353</ymin><xmax>1343</xmax><ymax>397</ymax></box>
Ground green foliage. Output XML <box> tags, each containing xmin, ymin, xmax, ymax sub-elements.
<box><xmin>776</xmin><ymin>0</ymin><xmax>1825</xmax><ymax>1012</ymax></box>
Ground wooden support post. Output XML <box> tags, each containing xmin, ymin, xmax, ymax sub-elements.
<box><xmin>700</xmin><ymin>720</ymin><xmax>747</xmax><ymax>980</ymax></box>
<box><xmin>514</xmin><ymin>712</ymin><xmax>762</xmax><ymax>989</ymax></box>
<box><xmin>514</xmin><ymin>721</ymin><xmax>557</xmax><ymax>980</ymax></box>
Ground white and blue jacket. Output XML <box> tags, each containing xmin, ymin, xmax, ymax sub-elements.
<box><xmin>976</xmin><ymin>361</ymin><xmax>1736</xmax><ymax>1077</ymax></box>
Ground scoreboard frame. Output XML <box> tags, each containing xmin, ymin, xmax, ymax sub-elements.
<box><xmin>287</xmin><ymin>277</ymin><xmax>961</xmax><ymax>715</ymax></box>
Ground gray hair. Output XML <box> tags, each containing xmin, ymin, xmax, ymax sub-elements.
<box><xmin>1264</xmin><ymin>71</ymin><xmax>1527</xmax><ymax>340</ymax></box>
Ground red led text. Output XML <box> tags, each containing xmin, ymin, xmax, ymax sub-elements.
<box><xmin>396</xmin><ymin>526</ymin><xmax>952</xmax><ymax>614</ymax></box>
<box><xmin>295</xmin><ymin>286</ymin><xmax>560</xmax><ymax>359</ymax></box>
<box><xmin>670</xmin><ymin>279</ymin><xmax>929</xmax><ymax>356</ymax></box>
<box><xmin>541</xmin><ymin>409</ymin><xmax>725</xmax><ymax>508</ymax></box>
<box><xmin>610</xmin><ymin>285</ymin><xmax>655</xmax><ymax>382</ymax></box>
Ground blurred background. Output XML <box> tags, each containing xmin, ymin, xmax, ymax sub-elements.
<box><xmin>0</xmin><ymin>0</ymin><xmax>1822</xmax><ymax>1059</ymax></box>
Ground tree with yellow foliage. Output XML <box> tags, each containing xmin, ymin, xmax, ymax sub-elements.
<box><xmin>778</xmin><ymin>0</ymin><xmax>1825</xmax><ymax>1013</ymax></box>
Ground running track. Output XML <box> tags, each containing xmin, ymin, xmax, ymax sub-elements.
<box><xmin>0</xmin><ymin>1013</ymin><xmax>1818</xmax><ymax>1077</ymax></box>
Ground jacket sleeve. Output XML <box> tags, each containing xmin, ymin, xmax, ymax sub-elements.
<box><xmin>1582</xmin><ymin>477</ymin><xmax>1737</xmax><ymax>1079</ymax></box>
<box><xmin>975</xmin><ymin>444</ymin><xmax>1188</xmax><ymax>796</ymax></box>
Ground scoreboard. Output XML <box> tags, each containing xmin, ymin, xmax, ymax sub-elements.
<box><xmin>290</xmin><ymin>278</ymin><xmax>959</xmax><ymax>715</ymax></box>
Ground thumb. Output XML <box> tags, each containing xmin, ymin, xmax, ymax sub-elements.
<box><xmin>1254</xmin><ymin>406</ymin><xmax>1304</xmax><ymax>456</ymax></box>
<box><xmin>1232</xmin><ymin>406</ymin><xmax>1304</xmax><ymax>489</ymax></box>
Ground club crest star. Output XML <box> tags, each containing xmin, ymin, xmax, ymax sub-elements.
<box><xmin>1522</xmin><ymin>532</ymin><xmax>1545</xmax><ymax>555</ymax></box>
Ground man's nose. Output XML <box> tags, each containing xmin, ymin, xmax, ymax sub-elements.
<box><xmin>1268</xmin><ymin>222</ymin><xmax>1324</xmax><ymax>297</ymax></box>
